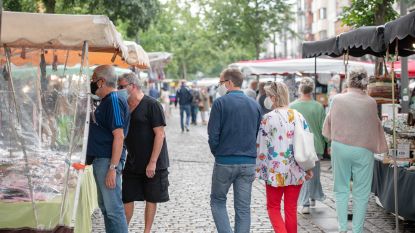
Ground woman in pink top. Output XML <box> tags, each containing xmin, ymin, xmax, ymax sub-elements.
<box><xmin>323</xmin><ymin>67</ymin><xmax>388</xmax><ymax>233</ymax></box>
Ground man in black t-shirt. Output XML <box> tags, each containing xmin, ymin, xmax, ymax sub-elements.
<box><xmin>118</xmin><ymin>73</ymin><xmax>169</xmax><ymax>233</ymax></box>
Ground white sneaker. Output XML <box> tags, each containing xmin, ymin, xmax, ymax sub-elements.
<box><xmin>310</xmin><ymin>200</ymin><xmax>316</xmax><ymax>207</ymax></box>
<box><xmin>298</xmin><ymin>206</ymin><xmax>310</xmax><ymax>214</ymax></box>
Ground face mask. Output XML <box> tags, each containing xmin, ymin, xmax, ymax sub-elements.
<box><xmin>264</xmin><ymin>96</ymin><xmax>274</xmax><ymax>110</ymax></box>
<box><xmin>90</xmin><ymin>80</ymin><xmax>100</xmax><ymax>95</ymax></box>
<box><xmin>217</xmin><ymin>84</ymin><xmax>228</xmax><ymax>96</ymax></box>
<box><xmin>117</xmin><ymin>89</ymin><xmax>129</xmax><ymax>100</ymax></box>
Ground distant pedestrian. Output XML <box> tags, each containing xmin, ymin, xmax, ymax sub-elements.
<box><xmin>244</xmin><ymin>80</ymin><xmax>258</xmax><ymax>99</ymax></box>
<box><xmin>149</xmin><ymin>83</ymin><xmax>160</xmax><ymax>99</ymax></box>
<box><xmin>175</xmin><ymin>80</ymin><xmax>193</xmax><ymax>132</ymax></box>
<box><xmin>199</xmin><ymin>87</ymin><xmax>210</xmax><ymax>125</ymax></box>
<box><xmin>208</xmin><ymin>68</ymin><xmax>262</xmax><ymax>233</ymax></box>
<box><xmin>290</xmin><ymin>77</ymin><xmax>326</xmax><ymax>214</ymax></box>
<box><xmin>87</xmin><ymin>65</ymin><xmax>130</xmax><ymax>233</ymax></box>
<box><xmin>257</xmin><ymin>82</ymin><xmax>270</xmax><ymax>115</ymax></box>
<box><xmin>160</xmin><ymin>87</ymin><xmax>171</xmax><ymax>118</ymax></box>
<box><xmin>121</xmin><ymin>73</ymin><xmax>170</xmax><ymax>233</ymax></box>
<box><xmin>190</xmin><ymin>84</ymin><xmax>201</xmax><ymax>125</ymax></box>
<box><xmin>256</xmin><ymin>81</ymin><xmax>313</xmax><ymax>233</ymax></box>
<box><xmin>323</xmin><ymin>67</ymin><xmax>388</xmax><ymax>233</ymax></box>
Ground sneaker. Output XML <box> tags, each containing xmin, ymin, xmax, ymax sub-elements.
<box><xmin>298</xmin><ymin>206</ymin><xmax>310</xmax><ymax>214</ymax></box>
<box><xmin>185</xmin><ymin>126</ymin><xmax>190</xmax><ymax>132</ymax></box>
<box><xmin>310</xmin><ymin>199</ymin><xmax>316</xmax><ymax>207</ymax></box>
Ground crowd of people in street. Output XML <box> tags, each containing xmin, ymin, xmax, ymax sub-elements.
<box><xmin>207</xmin><ymin>67</ymin><xmax>387</xmax><ymax>233</ymax></box>
<box><xmin>85</xmin><ymin>64</ymin><xmax>387</xmax><ymax>233</ymax></box>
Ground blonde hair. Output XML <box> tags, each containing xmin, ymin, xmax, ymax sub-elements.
<box><xmin>265</xmin><ymin>82</ymin><xmax>290</xmax><ymax>107</ymax></box>
<box><xmin>299</xmin><ymin>77</ymin><xmax>315</xmax><ymax>94</ymax></box>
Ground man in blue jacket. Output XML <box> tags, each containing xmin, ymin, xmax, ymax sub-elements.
<box><xmin>175</xmin><ymin>80</ymin><xmax>193</xmax><ymax>132</ymax></box>
<box><xmin>208</xmin><ymin>68</ymin><xmax>262</xmax><ymax>233</ymax></box>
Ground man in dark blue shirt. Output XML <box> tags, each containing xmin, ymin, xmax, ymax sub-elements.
<box><xmin>175</xmin><ymin>80</ymin><xmax>193</xmax><ymax>132</ymax></box>
<box><xmin>87</xmin><ymin>65</ymin><xmax>130</xmax><ymax>233</ymax></box>
<box><xmin>208</xmin><ymin>68</ymin><xmax>262</xmax><ymax>233</ymax></box>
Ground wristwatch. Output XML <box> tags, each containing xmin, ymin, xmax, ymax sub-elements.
<box><xmin>109</xmin><ymin>164</ymin><xmax>118</xmax><ymax>170</ymax></box>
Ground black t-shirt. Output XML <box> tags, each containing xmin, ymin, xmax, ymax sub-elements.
<box><xmin>124</xmin><ymin>95</ymin><xmax>169</xmax><ymax>174</ymax></box>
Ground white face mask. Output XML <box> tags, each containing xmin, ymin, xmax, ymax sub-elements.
<box><xmin>264</xmin><ymin>96</ymin><xmax>274</xmax><ymax>110</ymax></box>
<box><xmin>217</xmin><ymin>84</ymin><xmax>228</xmax><ymax>96</ymax></box>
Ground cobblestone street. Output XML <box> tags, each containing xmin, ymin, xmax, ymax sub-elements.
<box><xmin>92</xmin><ymin>108</ymin><xmax>415</xmax><ymax>233</ymax></box>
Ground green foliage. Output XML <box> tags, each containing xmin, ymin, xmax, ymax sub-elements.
<box><xmin>4</xmin><ymin>0</ymin><xmax>38</xmax><ymax>12</ymax></box>
<box><xmin>3</xmin><ymin>0</ymin><xmax>160</xmax><ymax>38</ymax></box>
<box><xmin>204</xmin><ymin>0</ymin><xmax>293</xmax><ymax>59</ymax></box>
<box><xmin>340</xmin><ymin>0</ymin><xmax>399</xmax><ymax>27</ymax></box>
<box><xmin>139</xmin><ymin>0</ymin><xmax>253</xmax><ymax>80</ymax></box>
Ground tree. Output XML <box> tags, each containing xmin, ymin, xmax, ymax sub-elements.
<box><xmin>340</xmin><ymin>0</ymin><xmax>399</xmax><ymax>75</ymax></box>
<box><xmin>204</xmin><ymin>0</ymin><xmax>293</xmax><ymax>59</ymax></box>
<box><xmin>340</xmin><ymin>0</ymin><xmax>398</xmax><ymax>26</ymax></box>
<box><xmin>3</xmin><ymin>0</ymin><xmax>160</xmax><ymax>38</ymax></box>
<box><xmin>139</xmin><ymin>0</ymin><xmax>253</xmax><ymax>80</ymax></box>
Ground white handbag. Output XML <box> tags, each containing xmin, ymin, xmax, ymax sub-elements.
<box><xmin>293</xmin><ymin>110</ymin><xmax>319</xmax><ymax>170</ymax></box>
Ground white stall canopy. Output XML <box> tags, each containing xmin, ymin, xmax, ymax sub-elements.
<box><xmin>229</xmin><ymin>58</ymin><xmax>375</xmax><ymax>76</ymax></box>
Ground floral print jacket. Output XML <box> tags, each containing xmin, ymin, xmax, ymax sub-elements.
<box><xmin>256</xmin><ymin>108</ymin><xmax>309</xmax><ymax>187</ymax></box>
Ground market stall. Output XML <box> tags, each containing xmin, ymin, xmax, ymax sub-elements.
<box><xmin>0</xmin><ymin>11</ymin><xmax>135</xmax><ymax>233</ymax></box>
<box><xmin>302</xmin><ymin>10</ymin><xmax>415</xmax><ymax>230</ymax></box>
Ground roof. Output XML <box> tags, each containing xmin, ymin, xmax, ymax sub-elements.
<box><xmin>1</xmin><ymin>11</ymin><xmax>128</xmax><ymax>59</ymax></box>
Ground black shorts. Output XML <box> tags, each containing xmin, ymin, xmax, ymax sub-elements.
<box><xmin>122</xmin><ymin>169</ymin><xmax>169</xmax><ymax>203</ymax></box>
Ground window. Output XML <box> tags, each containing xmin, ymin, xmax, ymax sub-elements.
<box><xmin>319</xmin><ymin>8</ymin><xmax>327</xmax><ymax>19</ymax></box>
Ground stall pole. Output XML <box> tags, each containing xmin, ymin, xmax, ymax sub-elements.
<box><xmin>400</xmin><ymin>0</ymin><xmax>409</xmax><ymax>113</ymax></box>
<box><xmin>388</xmin><ymin>44</ymin><xmax>400</xmax><ymax>233</ymax></box>
<box><xmin>59</xmin><ymin>41</ymin><xmax>88</xmax><ymax>224</ymax></box>
<box><xmin>314</xmin><ymin>56</ymin><xmax>317</xmax><ymax>98</ymax></box>
<box><xmin>341</xmin><ymin>50</ymin><xmax>349</xmax><ymax>93</ymax></box>
<box><xmin>70</xmin><ymin>41</ymin><xmax>91</xmax><ymax>227</ymax></box>
<box><xmin>4</xmin><ymin>45</ymin><xmax>39</xmax><ymax>226</ymax></box>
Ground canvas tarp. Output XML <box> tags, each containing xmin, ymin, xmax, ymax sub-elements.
<box><xmin>384</xmin><ymin>11</ymin><xmax>415</xmax><ymax>57</ymax></box>
<box><xmin>1</xmin><ymin>11</ymin><xmax>128</xmax><ymax>59</ymax></box>
<box><xmin>302</xmin><ymin>37</ymin><xmax>341</xmax><ymax>58</ymax></box>
<box><xmin>338</xmin><ymin>26</ymin><xmax>386</xmax><ymax>57</ymax></box>
<box><xmin>125</xmin><ymin>41</ymin><xmax>150</xmax><ymax>69</ymax></box>
<box><xmin>229</xmin><ymin>58</ymin><xmax>375</xmax><ymax>76</ymax></box>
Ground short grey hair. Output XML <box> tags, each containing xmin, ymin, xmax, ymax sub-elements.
<box><xmin>119</xmin><ymin>72</ymin><xmax>143</xmax><ymax>89</ymax></box>
<box><xmin>93</xmin><ymin>65</ymin><xmax>117</xmax><ymax>88</ymax></box>
<box><xmin>299</xmin><ymin>77</ymin><xmax>315</xmax><ymax>94</ymax></box>
<box><xmin>347</xmin><ymin>67</ymin><xmax>368</xmax><ymax>89</ymax></box>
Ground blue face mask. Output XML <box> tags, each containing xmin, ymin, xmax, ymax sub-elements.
<box><xmin>117</xmin><ymin>89</ymin><xmax>129</xmax><ymax>100</ymax></box>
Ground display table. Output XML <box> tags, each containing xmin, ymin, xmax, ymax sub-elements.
<box><xmin>372</xmin><ymin>158</ymin><xmax>415</xmax><ymax>221</ymax></box>
<box><xmin>0</xmin><ymin>166</ymin><xmax>98</xmax><ymax>233</ymax></box>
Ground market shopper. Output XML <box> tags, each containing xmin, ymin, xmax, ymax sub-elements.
<box><xmin>256</xmin><ymin>81</ymin><xmax>313</xmax><ymax>233</ymax></box>
<box><xmin>121</xmin><ymin>73</ymin><xmax>170</xmax><ymax>233</ymax></box>
<box><xmin>290</xmin><ymin>77</ymin><xmax>326</xmax><ymax>214</ymax></box>
<box><xmin>257</xmin><ymin>82</ymin><xmax>270</xmax><ymax>115</ymax></box>
<box><xmin>244</xmin><ymin>80</ymin><xmax>258</xmax><ymax>99</ymax></box>
<box><xmin>208</xmin><ymin>68</ymin><xmax>262</xmax><ymax>233</ymax></box>
<box><xmin>199</xmin><ymin>87</ymin><xmax>210</xmax><ymax>125</ymax></box>
<box><xmin>323</xmin><ymin>67</ymin><xmax>388</xmax><ymax>233</ymax></box>
<box><xmin>175</xmin><ymin>80</ymin><xmax>193</xmax><ymax>132</ymax></box>
<box><xmin>86</xmin><ymin>65</ymin><xmax>130</xmax><ymax>233</ymax></box>
<box><xmin>190</xmin><ymin>84</ymin><xmax>201</xmax><ymax>125</ymax></box>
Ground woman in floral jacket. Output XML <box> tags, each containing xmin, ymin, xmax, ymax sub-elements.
<box><xmin>256</xmin><ymin>81</ymin><xmax>313</xmax><ymax>233</ymax></box>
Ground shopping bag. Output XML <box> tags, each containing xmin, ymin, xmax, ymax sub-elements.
<box><xmin>293</xmin><ymin>110</ymin><xmax>318</xmax><ymax>170</ymax></box>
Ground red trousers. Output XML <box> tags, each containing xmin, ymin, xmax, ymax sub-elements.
<box><xmin>266</xmin><ymin>184</ymin><xmax>302</xmax><ymax>233</ymax></box>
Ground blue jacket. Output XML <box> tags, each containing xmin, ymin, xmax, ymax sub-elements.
<box><xmin>207</xmin><ymin>90</ymin><xmax>262</xmax><ymax>164</ymax></box>
<box><xmin>175</xmin><ymin>85</ymin><xmax>193</xmax><ymax>106</ymax></box>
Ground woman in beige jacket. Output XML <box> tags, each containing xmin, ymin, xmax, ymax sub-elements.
<box><xmin>323</xmin><ymin>67</ymin><xmax>388</xmax><ymax>233</ymax></box>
